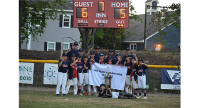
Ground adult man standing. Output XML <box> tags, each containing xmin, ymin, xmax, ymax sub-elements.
<box><xmin>66</xmin><ymin>41</ymin><xmax>79</xmax><ymax>61</ymax></box>
<box><xmin>122</xmin><ymin>47</ymin><xmax>135</xmax><ymax>63</ymax></box>
<box><xmin>94</xmin><ymin>46</ymin><xmax>100</xmax><ymax>63</ymax></box>
<box><xmin>105</xmin><ymin>49</ymin><xmax>117</xmax><ymax>64</ymax></box>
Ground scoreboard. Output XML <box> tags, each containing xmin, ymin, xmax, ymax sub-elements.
<box><xmin>73</xmin><ymin>0</ymin><xmax>129</xmax><ymax>28</ymax></box>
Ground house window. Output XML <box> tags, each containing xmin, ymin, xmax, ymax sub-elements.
<box><xmin>63</xmin><ymin>15</ymin><xmax>71</xmax><ymax>28</ymax></box>
<box><xmin>63</xmin><ymin>42</ymin><xmax>70</xmax><ymax>50</ymax></box>
<box><xmin>130</xmin><ymin>43</ymin><xmax>137</xmax><ymax>51</ymax></box>
<box><xmin>47</xmin><ymin>42</ymin><xmax>56</xmax><ymax>51</ymax></box>
<box><xmin>152</xmin><ymin>1</ymin><xmax>157</xmax><ymax>9</ymax></box>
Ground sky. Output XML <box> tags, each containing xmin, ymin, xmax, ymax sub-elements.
<box><xmin>130</xmin><ymin>0</ymin><xmax>181</xmax><ymax>15</ymax></box>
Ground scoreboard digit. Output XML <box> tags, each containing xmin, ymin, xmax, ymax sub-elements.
<box><xmin>76</xmin><ymin>8</ymin><xmax>88</xmax><ymax>18</ymax></box>
<box><xmin>114</xmin><ymin>8</ymin><xmax>126</xmax><ymax>19</ymax></box>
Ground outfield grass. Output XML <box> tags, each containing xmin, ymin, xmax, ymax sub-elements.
<box><xmin>19</xmin><ymin>90</ymin><xmax>180</xmax><ymax>108</ymax></box>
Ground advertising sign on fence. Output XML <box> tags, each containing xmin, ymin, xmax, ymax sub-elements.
<box><xmin>89</xmin><ymin>63</ymin><xmax>127</xmax><ymax>90</ymax></box>
<box><xmin>161</xmin><ymin>68</ymin><xmax>181</xmax><ymax>90</ymax></box>
<box><xmin>19</xmin><ymin>62</ymin><xmax>34</xmax><ymax>84</ymax></box>
<box><xmin>43</xmin><ymin>63</ymin><xmax>58</xmax><ymax>85</ymax></box>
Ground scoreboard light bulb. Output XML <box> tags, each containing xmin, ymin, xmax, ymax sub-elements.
<box><xmin>121</xmin><ymin>24</ymin><xmax>124</xmax><ymax>27</ymax></box>
<box><xmin>117</xmin><ymin>24</ymin><xmax>121</xmax><ymax>27</ymax></box>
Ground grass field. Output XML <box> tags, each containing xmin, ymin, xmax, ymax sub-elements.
<box><xmin>19</xmin><ymin>90</ymin><xmax>180</xmax><ymax>108</ymax></box>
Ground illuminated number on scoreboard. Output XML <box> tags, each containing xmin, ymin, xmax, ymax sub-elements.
<box><xmin>114</xmin><ymin>8</ymin><xmax>126</xmax><ymax>19</ymax></box>
<box><xmin>76</xmin><ymin>7</ymin><xmax>88</xmax><ymax>18</ymax></box>
<box><xmin>98</xmin><ymin>1</ymin><xmax>104</xmax><ymax>12</ymax></box>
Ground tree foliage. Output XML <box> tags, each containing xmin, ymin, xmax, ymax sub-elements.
<box><xmin>20</xmin><ymin>0</ymin><xmax>67</xmax><ymax>44</ymax></box>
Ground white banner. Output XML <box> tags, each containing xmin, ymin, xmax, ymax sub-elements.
<box><xmin>19</xmin><ymin>62</ymin><xmax>34</xmax><ymax>84</ymax></box>
<box><xmin>89</xmin><ymin>63</ymin><xmax>127</xmax><ymax>90</ymax></box>
<box><xmin>43</xmin><ymin>63</ymin><xmax>58</xmax><ymax>85</ymax></box>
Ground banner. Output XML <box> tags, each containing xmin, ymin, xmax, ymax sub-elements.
<box><xmin>43</xmin><ymin>63</ymin><xmax>58</xmax><ymax>85</ymax></box>
<box><xmin>19</xmin><ymin>62</ymin><xmax>34</xmax><ymax>84</ymax></box>
<box><xmin>89</xmin><ymin>63</ymin><xmax>127</xmax><ymax>90</ymax></box>
<box><xmin>161</xmin><ymin>68</ymin><xmax>181</xmax><ymax>90</ymax></box>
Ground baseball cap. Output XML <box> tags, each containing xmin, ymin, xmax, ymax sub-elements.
<box><xmin>79</xmin><ymin>48</ymin><xmax>83</xmax><ymax>52</ymax></box>
<box><xmin>100</xmin><ymin>84</ymin><xmax>105</xmax><ymax>87</ymax></box>
<box><xmin>74</xmin><ymin>41</ymin><xmax>78</xmax><ymax>45</ymax></box>
<box><xmin>95</xmin><ymin>46</ymin><xmax>100</xmax><ymax>49</ymax></box>
<box><xmin>90</xmin><ymin>50</ymin><xmax>95</xmax><ymax>55</ymax></box>
<box><xmin>138</xmin><ymin>58</ymin><xmax>144</xmax><ymax>63</ymax></box>
<box><xmin>125</xmin><ymin>54</ymin><xmax>130</xmax><ymax>57</ymax></box>
<box><xmin>99</xmin><ymin>53</ymin><xmax>104</xmax><ymax>56</ymax></box>
<box><xmin>116</xmin><ymin>53</ymin><xmax>121</xmax><ymax>56</ymax></box>
<box><xmin>126</xmin><ymin>47</ymin><xmax>130</xmax><ymax>51</ymax></box>
<box><xmin>107</xmin><ymin>55</ymin><xmax>112</xmax><ymax>59</ymax></box>
<box><xmin>83</xmin><ymin>55</ymin><xmax>88</xmax><ymax>58</ymax></box>
<box><xmin>71</xmin><ymin>53</ymin><xmax>76</xmax><ymax>57</ymax></box>
<box><xmin>62</xmin><ymin>53</ymin><xmax>67</xmax><ymax>56</ymax></box>
<box><xmin>77</xmin><ymin>54</ymin><xmax>83</xmax><ymax>58</ymax></box>
<box><xmin>109</xmin><ymin>49</ymin><xmax>113</xmax><ymax>52</ymax></box>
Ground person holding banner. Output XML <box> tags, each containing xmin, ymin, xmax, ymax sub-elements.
<box><xmin>137</xmin><ymin>58</ymin><xmax>149</xmax><ymax>99</ymax></box>
<box><xmin>56</xmin><ymin>53</ymin><xmax>69</xmax><ymax>96</ymax></box>
<box><xmin>124</xmin><ymin>54</ymin><xmax>133</xmax><ymax>94</ymax></box>
<box><xmin>65</xmin><ymin>54</ymin><xmax>79</xmax><ymax>97</ymax></box>
<box><xmin>130</xmin><ymin>54</ymin><xmax>139</xmax><ymax>97</ymax></box>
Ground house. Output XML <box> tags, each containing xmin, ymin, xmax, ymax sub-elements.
<box><xmin>21</xmin><ymin>0</ymin><xmax>81</xmax><ymax>51</ymax></box>
<box><xmin>123</xmin><ymin>0</ymin><xmax>180</xmax><ymax>51</ymax></box>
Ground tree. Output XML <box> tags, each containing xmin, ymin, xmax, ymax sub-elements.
<box><xmin>19</xmin><ymin>0</ymin><xmax>67</xmax><ymax>49</ymax></box>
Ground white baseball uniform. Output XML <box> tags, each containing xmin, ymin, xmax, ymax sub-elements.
<box><xmin>125</xmin><ymin>75</ymin><xmax>132</xmax><ymax>94</ymax></box>
<box><xmin>56</xmin><ymin>72</ymin><xmax>67</xmax><ymax>94</ymax></box>
<box><xmin>65</xmin><ymin>78</ymin><xmax>78</xmax><ymax>95</ymax></box>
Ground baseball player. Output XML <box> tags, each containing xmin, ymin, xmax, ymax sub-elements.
<box><xmin>137</xmin><ymin>58</ymin><xmax>149</xmax><ymax>99</ymax></box>
<box><xmin>130</xmin><ymin>54</ymin><xmax>139</xmax><ymax>97</ymax></box>
<box><xmin>65</xmin><ymin>53</ymin><xmax>79</xmax><ymax>97</ymax></box>
<box><xmin>124</xmin><ymin>54</ymin><xmax>133</xmax><ymax>94</ymax></box>
<box><xmin>105</xmin><ymin>55</ymin><xmax>113</xmax><ymax>65</ymax></box>
<box><xmin>115</xmin><ymin>53</ymin><xmax>124</xmax><ymax>66</ymax></box>
<box><xmin>82</xmin><ymin>55</ymin><xmax>91</xmax><ymax>96</ymax></box>
<box><xmin>87</xmin><ymin>50</ymin><xmax>98</xmax><ymax>96</ymax></box>
<box><xmin>98</xmin><ymin>84</ymin><xmax>112</xmax><ymax>98</ymax></box>
<box><xmin>56</xmin><ymin>53</ymin><xmax>68</xmax><ymax>96</ymax></box>
<box><xmin>76</xmin><ymin>54</ymin><xmax>84</xmax><ymax>96</ymax></box>
<box><xmin>99</xmin><ymin>53</ymin><xmax>105</xmax><ymax>64</ymax></box>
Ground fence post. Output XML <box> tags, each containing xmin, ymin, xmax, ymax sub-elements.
<box><xmin>60</xmin><ymin>37</ymin><xmax>64</xmax><ymax>59</ymax></box>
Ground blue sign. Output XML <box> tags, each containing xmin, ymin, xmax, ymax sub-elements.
<box><xmin>161</xmin><ymin>68</ymin><xmax>181</xmax><ymax>90</ymax></box>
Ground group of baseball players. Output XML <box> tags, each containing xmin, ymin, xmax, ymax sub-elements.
<box><xmin>56</xmin><ymin>41</ymin><xmax>149</xmax><ymax>99</ymax></box>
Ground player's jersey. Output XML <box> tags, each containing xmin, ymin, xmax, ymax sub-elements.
<box><xmin>115</xmin><ymin>59</ymin><xmax>123</xmax><ymax>66</ymax></box>
<box><xmin>83</xmin><ymin>61</ymin><xmax>90</xmax><ymax>73</ymax></box>
<box><xmin>68</xmin><ymin>60</ymin><xmax>78</xmax><ymax>79</ymax></box>
<box><xmin>58</xmin><ymin>59</ymin><xmax>69</xmax><ymax>73</ymax></box>
<box><xmin>94</xmin><ymin>53</ymin><xmax>100</xmax><ymax>63</ymax></box>
<box><xmin>137</xmin><ymin>65</ymin><xmax>148</xmax><ymax>76</ymax></box>
<box><xmin>77</xmin><ymin>61</ymin><xmax>84</xmax><ymax>73</ymax></box>
<box><xmin>131</xmin><ymin>64</ymin><xmax>138</xmax><ymax>81</ymax></box>
<box><xmin>105</xmin><ymin>55</ymin><xmax>117</xmax><ymax>64</ymax></box>
<box><xmin>125</xmin><ymin>61</ymin><xmax>132</xmax><ymax>75</ymax></box>
<box><xmin>106</xmin><ymin>61</ymin><xmax>113</xmax><ymax>65</ymax></box>
<box><xmin>99</xmin><ymin>59</ymin><xmax>105</xmax><ymax>64</ymax></box>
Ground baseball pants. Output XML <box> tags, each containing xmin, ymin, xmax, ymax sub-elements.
<box><xmin>65</xmin><ymin>78</ymin><xmax>78</xmax><ymax>95</ymax></box>
<box><xmin>56</xmin><ymin>72</ymin><xmax>67</xmax><ymax>94</ymax></box>
<box><xmin>132</xmin><ymin>76</ymin><xmax>138</xmax><ymax>89</ymax></box>
<box><xmin>138</xmin><ymin>75</ymin><xmax>146</xmax><ymax>89</ymax></box>
<box><xmin>78</xmin><ymin>73</ymin><xmax>89</xmax><ymax>86</ymax></box>
<box><xmin>125</xmin><ymin>75</ymin><xmax>132</xmax><ymax>94</ymax></box>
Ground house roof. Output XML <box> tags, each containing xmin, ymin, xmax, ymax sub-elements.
<box><xmin>124</xmin><ymin>11</ymin><xmax>175</xmax><ymax>42</ymax></box>
<box><xmin>27</xmin><ymin>0</ymin><xmax>74</xmax><ymax>10</ymax></box>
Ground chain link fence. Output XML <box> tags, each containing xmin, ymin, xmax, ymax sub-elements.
<box><xmin>19</xmin><ymin>62</ymin><xmax>180</xmax><ymax>94</ymax></box>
